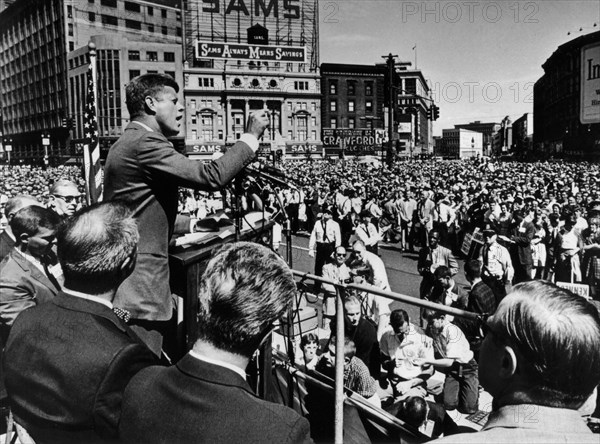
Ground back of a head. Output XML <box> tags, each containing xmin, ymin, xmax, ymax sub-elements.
<box><xmin>57</xmin><ymin>202</ymin><xmax>139</xmax><ymax>294</ymax></box>
<box><xmin>464</xmin><ymin>259</ymin><xmax>482</xmax><ymax>280</ymax></box>
<box><xmin>196</xmin><ymin>242</ymin><xmax>296</xmax><ymax>357</ymax></box>
<box><xmin>497</xmin><ymin>281</ymin><xmax>600</xmax><ymax>408</ymax></box>
<box><xmin>390</xmin><ymin>309</ymin><xmax>410</xmax><ymax>326</ymax></box>
<box><xmin>10</xmin><ymin>206</ymin><xmax>60</xmax><ymax>241</ymax></box>
<box><xmin>126</xmin><ymin>73</ymin><xmax>179</xmax><ymax>119</ymax></box>
<box><xmin>5</xmin><ymin>194</ymin><xmax>41</xmax><ymax>219</ymax></box>
<box><xmin>397</xmin><ymin>396</ymin><xmax>428</xmax><ymax>429</ymax></box>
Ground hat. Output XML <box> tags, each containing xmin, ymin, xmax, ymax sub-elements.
<box><xmin>482</xmin><ymin>222</ymin><xmax>497</xmax><ymax>236</ymax></box>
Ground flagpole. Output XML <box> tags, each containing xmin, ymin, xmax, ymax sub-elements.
<box><xmin>89</xmin><ymin>42</ymin><xmax>98</xmax><ymax>130</ymax></box>
<box><xmin>413</xmin><ymin>44</ymin><xmax>417</xmax><ymax>69</ymax></box>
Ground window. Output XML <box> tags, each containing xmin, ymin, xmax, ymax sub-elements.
<box><xmin>288</xmin><ymin>130</ymin><xmax>293</xmax><ymax>139</ymax></box>
<box><xmin>176</xmin><ymin>27</ymin><xmax>182</xmax><ymax>37</ymax></box>
<box><xmin>200</xmin><ymin>78</ymin><xmax>214</xmax><ymax>87</ymax></box>
<box><xmin>297</xmin><ymin>116</ymin><xmax>307</xmax><ymax>127</ymax></box>
<box><xmin>348</xmin><ymin>100</ymin><xmax>355</xmax><ymax>112</ymax></box>
<box><xmin>405</xmin><ymin>78</ymin><xmax>417</xmax><ymax>94</ymax></box>
<box><xmin>67</xmin><ymin>5</ymin><xmax>73</xmax><ymax>17</ymax></box>
<box><xmin>201</xmin><ymin>115</ymin><xmax>213</xmax><ymax>126</ymax></box>
<box><xmin>366</xmin><ymin>100</ymin><xmax>373</xmax><ymax>112</ymax></box>
<box><xmin>101</xmin><ymin>14</ymin><xmax>118</xmax><ymax>26</ymax></box>
<box><xmin>147</xmin><ymin>70</ymin><xmax>158</xmax><ymax>74</ymax></box>
<box><xmin>129</xmin><ymin>69</ymin><xmax>140</xmax><ymax>79</ymax></box>
<box><xmin>164</xmin><ymin>52</ymin><xmax>175</xmax><ymax>62</ymax></box>
<box><xmin>311</xmin><ymin>117</ymin><xmax>317</xmax><ymax>126</ymax></box>
<box><xmin>125</xmin><ymin>20</ymin><xmax>141</xmax><ymax>30</ymax></box>
<box><xmin>147</xmin><ymin>6</ymin><xmax>153</xmax><ymax>15</ymax></box>
<box><xmin>147</xmin><ymin>51</ymin><xmax>158</xmax><ymax>61</ymax></box>
<box><xmin>311</xmin><ymin>102</ymin><xmax>316</xmax><ymax>112</ymax></box>
<box><xmin>348</xmin><ymin>117</ymin><xmax>355</xmax><ymax>128</ymax></box>
<box><xmin>162</xmin><ymin>26</ymin><xmax>167</xmax><ymax>35</ymax></box>
<box><xmin>330</xmin><ymin>100</ymin><xmax>336</xmax><ymax>112</ymax></box>
<box><xmin>294</xmin><ymin>81</ymin><xmax>308</xmax><ymax>90</ymax></box>
<box><xmin>366</xmin><ymin>120</ymin><xmax>373</xmax><ymax>129</ymax></box>
<box><xmin>190</xmin><ymin>99</ymin><xmax>196</xmax><ymax>109</ymax></box>
<box><xmin>191</xmin><ymin>129</ymin><xmax>197</xmax><ymax>139</ymax></box>
<box><xmin>365</xmin><ymin>82</ymin><xmax>373</xmax><ymax>96</ymax></box>
<box><xmin>101</xmin><ymin>0</ymin><xmax>116</xmax><ymax>7</ymax></box>
<box><xmin>301</xmin><ymin>102</ymin><xmax>307</xmax><ymax>110</ymax></box>
<box><xmin>69</xmin><ymin>41</ymin><xmax>74</xmax><ymax>51</ymax></box>
<box><xmin>218</xmin><ymin>130</ymin><xmax>224</xmax><ymax>140</ymax></box>
<box><xmin>202</xmin><ymin>129</ymin><xmax>213</xmax><ymax>140</ymax></box>
<box><xmin>217</xmin><ymin>115</ymin><xmax>223</xmax><ymax>125</ymax></box>
<box><xmin>128</xmin><ymin>50</ymin><xmax>140</xmax><ymax>60</ymax></box>
<box><xmin>124</xmin><ymin>1</ymin><xmax>140</xmax><ymax>12</ymax></box>
<box><xmin>148</xmin><ymin>24</ymin><xmax>154</xmax><ymax>32</ymax></box>
<box><xmin>329</xmin><ymin>80</ymin><xmax>337</xmax><ymax>95</ymax></box>
<box><xmin>311</xmin><ymin>130</ymin><xmax>317</xmax><ymax>140</ymax></box>
<box><xmin>330</xmin><ymin>118</ymin><xmax>337</xmax><ymax>128</ymax></box>
<box><xmin>176</xmin><ymin>11</ymin><xmax>181</xmax><ymax>21</ymax></box>
<box><xmin>347</xmin><ymin>81</ymin><xmax>355</xmax><ymax>95</ymax></box>
<box><xmin>165</xmin><ymin>71</ymin><xmax>175</xmax><ymax>79</ymax></box>
<box><xmin>88</xmin><ymin>12</ymin><xmax>96</xmax><ymax>21</ymax></box>
<box><xmin>287</xmin><ymin>117</ymin><xmax>293</xmax><ymax>127</ymax></box>
<box><xmin>161</xmin><ymin>9</ymin><xmax>167</xmax><ymax>18</ymax></box>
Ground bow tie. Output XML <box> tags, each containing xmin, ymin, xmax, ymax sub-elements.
<box><xmin>113</xmin><ymin>307</ymin><xmax>131</xmax><ymax>323</ymax></box>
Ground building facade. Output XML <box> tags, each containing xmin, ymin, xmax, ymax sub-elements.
<box><xmin>454</xmin><ymin>121</ymin><xmax>501</xmax><ymax>156</ymax></box>
<box><xmin>0</xmin><ymin>0</ymin><xmax>183</xmax><ymax>163</ymax></box>
<box><xmin>512</xmin><ymin>112</ymin><xmax>534</xmax><ymax>157</ymax></box>
<box><xmin>439</xmin><ymin>128</ymin><xmax>483</xmax><ymax>159</ymax></box>
<box><xmin>534</xmin><ymin>30</ymin><xmax>600</xmax><ymax>159</ymax></box>
<box><xmin>181</xmin><ymin>0</ymin><xmax>321</xmax><ymax>160</ymax></box>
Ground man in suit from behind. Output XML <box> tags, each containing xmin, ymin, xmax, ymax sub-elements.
<box><xmin>0</xmin><ymin>194</ymin><xmax>42</xmax><ymax>262</ymax></box>
<box><xmin>104</xmin><ymin>73</ymin><xmax>270</xmax><ymax>357</ymax></box>
<box><xmin>0</xmin><ymin>206</ymin><xmax>61</xmax><ymax>337</ymax></box>
<box><xmin>119</xmin><ymin>242</ymin><xmax>313</xmax><ymax>444</ymax></box>
<box><xmin>509</xmin><ymin>207</ymin><xmax>536</xmax><ymax>284</ymax></box>
<box><xmin>4</xmin><ymin>202</ymin><xmax>157</xmax><ymax>443</ymax></box>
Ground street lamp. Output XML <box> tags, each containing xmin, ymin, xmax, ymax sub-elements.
<box><xmin>41</xmin><ymin>133</ymin><xmax>50</xmax><ymax>168</ymax></box>
<box><xmin>4</xmin><ymin>138</ymin><xmax>12</xmax><ymax>164</ymax></box>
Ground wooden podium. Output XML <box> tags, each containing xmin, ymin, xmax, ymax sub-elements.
<box><xmin>168</xmin><ymin>216</ymin><xmax>274</xmax><ymax>356</ymax></box>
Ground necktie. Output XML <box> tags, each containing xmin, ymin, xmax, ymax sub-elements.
<box><xmin>113</xmin><ymin>307</ymin><xmax>131</xmax><ymax>323</ymax></box>
<box><xmin>43</xmin><ymin>262</ymin><xmax>61</xmax><ymax>291</ymax></box>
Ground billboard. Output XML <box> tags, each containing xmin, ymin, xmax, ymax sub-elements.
<box><xmin>285</xmin><ymin>141</ymin><xmax>323</xmax><ymax>155</ymax></box>
<box><xmin>581</xmin><ymin>42</ymin><xmax>600</xmax><ymax>124</ymax></box>
<box><xmin>195</xmin><ymin>41</ymin><xmax>306</xmax><ymax>63</ymax></box>
<box><xmin>321</xmin><ymin>129</ymin><xmax>384</xmax><ymax>155</ymax></box>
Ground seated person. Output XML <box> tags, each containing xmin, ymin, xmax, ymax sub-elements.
<box><xmin>417</xmin><ymin>309</ymin><xmax>479</xmax><ymax>415</ymax></box>
<box><xmin>295</xmin><ymin>332</ymin><xmax>320</xmax><ymax>372</ymax></box>
<box><xmin>316</xmin><ymin>336</ymin><xmax>381</xmax><ymax>408</ymax></box>
<box><xmin>380</xmin><ymin>309</ymin><xmax>434</xmax><ymax>398</ymax></box>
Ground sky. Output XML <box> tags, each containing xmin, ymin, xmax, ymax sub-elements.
<box><xmin>318</xmin><ymin>0</ymin><xmax>600</xmax><ymax>136</ymax></box>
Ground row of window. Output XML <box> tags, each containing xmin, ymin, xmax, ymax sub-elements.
<box><xmin>129</xmin><ymin>70</ymin><xmax>175</xmax><ymax>80</ymax></box>
<box><xmin>328</xmin><ymin>117</ymin><xmax>373</xmax><ymax>129</ymax></box>
<box><xmin>329</xmin><ymin>80</ymin><xmax>374</xmax><ymax>96</ymax></box>
<box><xmin>89</xmin><ymin>13</ymin><xmax>182</xmax><ymax>36</ymax></box>
<box><xmin>189</xmin><ymin>129</ymin><xmax>319</xmax><ymax>142</ymax></box>
<box><xmin>91</xmin><ymin>0</ymin><xmax>179</xmax><ymax>20</ymax></box>
<box><xmin>128</xmin><ymin>50</ymin><xmax>175</xmax><ymax>62</ymax></box>
<box><xmin>329</xmin><ymin>100</ymin><xmax>373</xmax><ymax>113</ymax></box>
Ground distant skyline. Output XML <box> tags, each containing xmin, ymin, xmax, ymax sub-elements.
<box><xmin>318</xmin><ymin>0</ymin><xmax>600</xmax><ymax>136</ymax></box>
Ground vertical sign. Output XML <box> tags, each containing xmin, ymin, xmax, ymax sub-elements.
<box><xmin>581</xmin><ymin>42</ymin><xmax>600</xmax><ymax>124</ymax></box>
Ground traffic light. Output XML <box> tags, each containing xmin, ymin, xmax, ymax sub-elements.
<box><xmin>426</xmin><ymin>107</ymin><xmax>432</xmax><ymax>120</ymax></box>
<box><xmin>62</xmin><ymin>118</ymin><xmax>68</xmax><ymax>128</ymax></box>
<box><xmin>433</xmin><ymin>105</ymin><xmax>440</xmax><ymax>121</ymax></box>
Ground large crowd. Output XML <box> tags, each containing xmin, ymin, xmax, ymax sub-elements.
<box><xmin>0</xmin><ymin>73</ymin><xmax>598</xmax><ymax>443</ymax></box>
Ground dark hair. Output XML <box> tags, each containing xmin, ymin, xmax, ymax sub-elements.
<box><xmin>300</xmin><ymin>333</ymin><xmax>319</xmax><ymax>349</ymax></box>
<box><xmin>464</xmin><ymin>259</ymin><xmax>482</xmax><ymax>280</ymax></box>
<box><xmin>329</xmin><ymin>336</ymin><xmax>356</xmax><ymax>359</ymax></box>
<box><xmin>10</xmin><ymin>206</ymin><xmax>60</xmax><ymax>241</ymax></box>
<box><xmin>495</xmin><ymin>281</ymin><xmax>600</xmax><ymax>408</ymax></box>
<box><xmin>390</xmin><ymin>309</ymin><xmax>410</xmax><ymax>327</ymax></box>
<box><xmin>5</xmin><ymin>195</ymin><xmax>39</xmax><ymax>219</ymax></box>
<box><xmin>433</xmin><ymin>265</ymin><xmax>451</xmax><ymax>279</ymax></box>
<box><xmin>196</xmin><ymin>242</ymin><xmax>296</xmax><ymax>357</ymax></box>
<box><xmin>396</xmin><ymin>396</ymin><xmax>428</xmax><ymax>429</ymax></box>
<box><xmin>57</xmin><ymin>202</ymin><xmax>139</xmax><ymax>294</ymax></box>
<box><xmin>125</xmin><ymin>73</ymin><xmax>179</xmax><ymax>118</ymax></box>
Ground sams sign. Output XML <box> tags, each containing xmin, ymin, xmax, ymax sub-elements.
<box><xmin>201</xmin><ymin>0</ymin><xmax>300</xmax><ymax>19</ymax></box>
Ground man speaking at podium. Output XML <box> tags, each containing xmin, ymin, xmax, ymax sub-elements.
<box><xmin>104</xmin><ymin>73</ymin><xmax>269</xmax><ymax>357</ymax></box>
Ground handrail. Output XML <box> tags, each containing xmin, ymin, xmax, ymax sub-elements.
<box><xmin>288</xmin><ymin>269</ymin><xmax>483</xmax><ymax>443</ymax></box>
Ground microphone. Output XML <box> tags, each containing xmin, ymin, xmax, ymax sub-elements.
<box><xmin>245</xmin><ymin>161</ymin><xmax>297</xmax><ymax>190</ymax></box>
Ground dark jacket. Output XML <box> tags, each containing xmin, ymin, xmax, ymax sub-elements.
<box><xmin>3</xmin><ymin>292</ymin><xmax>157</xmax><ymax>444</ymax></box>
<box><xmin>119</xmin><ymin>353</ymin><xmax>312</xmax><ymax>444</ymax></box>
<box><xmin>103</xmin><ymin>123</ymin><xmax>256</xmax><ymax>321</ymax></box>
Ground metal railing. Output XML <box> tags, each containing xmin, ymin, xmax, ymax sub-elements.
<box><xmin>284</xmin><ymin>269</ymin><xmax>482</xmax><ymax>444</ymax></box>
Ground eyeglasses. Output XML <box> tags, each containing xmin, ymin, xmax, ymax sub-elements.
<box><xmin>54</xmin><ymin>194</ymin><xmax>79</xmax><ymax>203</ymax></box>
<box><xmin>335</xmin><ymin>253</ymin><xmax>346</xmax><ymax>257</ymax></box>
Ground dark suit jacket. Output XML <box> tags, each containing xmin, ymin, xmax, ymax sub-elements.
<box><xmin>0</xmin><ymin>230</ymin><xmax>15</xmax><ymax>262</ymax></box>
<box><xmin>119</xmin><ymin>353</ymin><xmax>312</xmax><ymax>444</ymax></box>
<box><xmin>511</xmin><ymin>220</ymin><xmax>535</xmax><ymax>266</ymax></box>
<box><xmin>3</xmin><ymin>292</ymin><xmax>157</xmax><ymax>444</ymax></box>
<box><xmin>103</xmin><ymin>123</ymin><xmax>256</xmax><ymax>320</ymax></box>
<box><xmin>0</xmin><ymin>249</ymin><xmax>59</xmax><ymax>337</ymax></box>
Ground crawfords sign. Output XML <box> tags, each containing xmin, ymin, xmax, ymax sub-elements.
<box><xmin>581</xmin><ymin>42</ymin><xmax>600</xmax><ymax>124</ymax></box>
<box><xmin>196</xmin><ymin>41</ymin><xmax>306</xmax><ymax>63</ymax></box>
<box><xmin>321</xmin><ymin>129</ymin><xmax>384</xmax><ymax>155</ymax></box>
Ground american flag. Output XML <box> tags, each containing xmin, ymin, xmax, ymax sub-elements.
<box><xmin>82</xmin><ymin>58</ymin><xmax>103</xmax><ymax>204</ymax></box>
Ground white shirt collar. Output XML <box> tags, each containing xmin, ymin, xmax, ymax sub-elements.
<box><xmin>188</xmin><ymin>350</ymin><xmax>247</xmax><ymax>379</ymax></box>
<box><xmin>62</xmin><ymin>288</ymin><xmax>113</xmax><ymax>310</ymax></box>
<box><xmin>14</xmin><ymin>248</ymin><xmax>45</xmax><ymax>273</ymax></box>
<box><xmin>131</xmin><ymin>120</ymin><xmax>154</xmax><ymax>132</ymax></box>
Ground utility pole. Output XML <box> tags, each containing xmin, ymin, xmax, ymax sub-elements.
<box><xmin>382</xmin><ymin>53</ymin><xmax>398</xmax><ymax>166</ymax></box>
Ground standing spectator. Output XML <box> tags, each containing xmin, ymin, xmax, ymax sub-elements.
<box><xmin>418</xmin><ymin>230</ymin><xmax>459</xmax><ymax>300</ymax></box>
<box><xmin>582</xmin><ymin>216</ymin><xmax>600</xmax><ymax>300</ymax></box>
<box><xmin>554</xmin><ymin>212</ymin><xmax>583</xmax><ymax>283</ymax></box>
<box><xmin>4</xmin><ymin>202</ymin><xmax>157</xmax><ymax>443</ymax></box>
<box><xmin>531</xmin><ymin>213</ymin><xmax>547</xmax><ymax>279</ymax></box>
<box><xmin>397</xmin><ymin>189</ymin><xmax>417</xmax><ymax>252</ymax></box>
<box><xmin>419</xmin><ymin>310</ymin><xmax>479</xmax><ymax>415</ymax></box>
<box><xmin>1</xmin><ymin>206</ymin><xmax>61</xmax><ymax>336</ymax></box>
<box><xmin>433</xmin><ymin>195</ymin><xmax>456</xmax><ymax>248</ymax></box>
<box><xmin>308</xmin><ymin>208</ymin><xmax>341</xmax><ymax>294</ymax></box>
<box><xmin>354</xmin><ymin>211</ymin><xmax>383</xmax><ymax>255</ymax></box>
<box><xmin>544</xmin><ymin>213</ymin><xmax>562</xmax><ymax>280</ymax></box>
<box><xmin>0</xmin><ymin>195</ymin><xmax>42</xmax><ymax>261</ymax></box>
<box><xmin>48</xmin><ymin>179</ymin><xmax>81</xmax><ymax>218</ymax></box>
<box><xmin>415</xmin><ymin>189</ymin><xmax>435</xmax><ymax>248</ymax></box>
<box><xmin>480</xmin><ymin>225</ymin><xmax>513</xmax><ymax>303</ymax></box>
<box><xmin>321</xmin><ymin>246</ymin><xmax>351</xmax><ymax>328</ymax></box>
<box><xmin>285</xmin><ymin>187</ymin><xmax>302</xmax><ymax>234</ymax></box>
<box><xmin>103</xmin><ymin>74</ymin><xmax>268</xmax><ymax>357</ymax></box>
<box><xmin>508</xmin><ymin>207</ymin><xmax>536</xmax><ymax>284</ymax></box>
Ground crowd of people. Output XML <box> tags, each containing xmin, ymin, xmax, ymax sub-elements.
<box><xmin>0</xmin><ymin>71</ymin><xmax>599</xmax><ymax>443</ymax></box>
